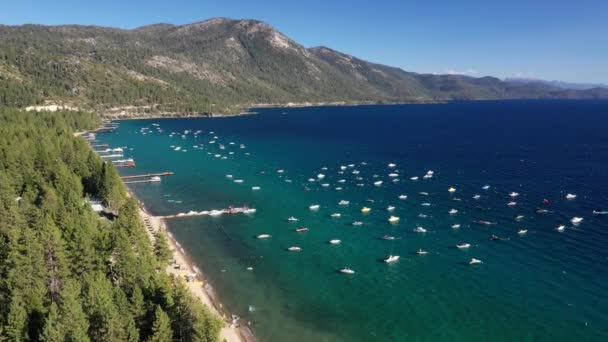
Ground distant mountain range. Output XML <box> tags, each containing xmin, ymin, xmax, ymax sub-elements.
<box><xmin>505</xmin><ymin>78</ymin><xmax>608</xmax><ymax>91</ymax></box>
<box><xmin>1</xmin><ymin>18</ymin><xmax>606</xmax><ymax>115</ymax></box>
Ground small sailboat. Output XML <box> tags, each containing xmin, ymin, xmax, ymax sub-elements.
<box><xmin>384</xmin><ymin>255</ymin><xmax>400</xmax><ymax>263</ymax></box>
<box><xmin>288</xmin><ymin>246</ymin><xmax>302</xmax><ymax>252</ymax></box>
<box><xmin>469</xmin><ymin>258</ymin><xmax>482</xmax><ymax>265</ymax></box>
<box><xmin>257</xmin><ymin>234</ymin><xmax>271</xmax><ymax>239</ymax></box>
<box><xmin>566</xmin><ymin>193</ymin><xmax>577</xmax><ymax>200</ymax></box>
<box><xmin>329</xmin><ymin>239</ymin><xmax>341</xmax><ymax>245</ymax></box>
<box><xmin>456</xmin><ymin>243</ymin><xmax>471</xmax><ymax>249</ymax></box>
<box><xmin>388</xmin><ymin>216</ymin><xmax>400</xmax><ymax>223</ymax></box>
<box><xmin>340</xmin><ymin>268</ymin><xmax>355</xmax><ymax>274</ymax></box>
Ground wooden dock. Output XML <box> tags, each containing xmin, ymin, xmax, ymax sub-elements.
<box><xmin>124</xmin><ymin>179</ymin><xmax>162</xmax><ymax>184</ymax></box>
<box><xmin>121</xmin><ymin>172</ymin><xmax>174</xmax><ymax>179</ymax></box>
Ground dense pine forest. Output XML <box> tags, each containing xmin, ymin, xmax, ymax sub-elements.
<box><xmin>0</xmin><ymin>109</ymin><xmax>222</xmax><ymax>341</ymax></box>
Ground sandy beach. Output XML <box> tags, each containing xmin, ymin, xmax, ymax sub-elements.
<box><xmin>137</xmin><ymin>204</ymin><xmax>255</xmax><ymax>342</ymax></box>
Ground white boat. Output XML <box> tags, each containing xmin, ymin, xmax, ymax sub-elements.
<box><xmin>174</xmin><ymin>146</ymin><xmax>182</xmax><ymax>151</ymax></box>
<box><xmin>473</xmin><ymin>194</ymin><xmax>481</xmax><ymax>200</ymax></box>
<box><xmin>308</xmin><ymin>178</ymin><xmax>316</xmax><ymax>182</ymax></box>
<box><xmin>556</xmin><ymin>225</ymin><xmax>566</xmax><ymax>232</ymax></box>
<box><xmin>410</xmin><ymin>176</ymin><xmax>419</xmax><ymax>181</ymax></box>
<box><xmin>388</xmin><ymin>216</ymin><xmax>400</xmax><ymax>223</ymax></box>
<box><xmin>384</xmin><ymin>255</ymin><xmax>400</xmax><ymax>263</ymax></box>
<box><xmin>469</xmin><ymin>258</ymin><xmax>482</xmax><ymax>265</ymax></box>
<box><xmin>361</xmin><ymin>207</ymin><xmax>371</xmax><ymax>213</ymax></box>
<box><xmin>309</xmin><ymin>204</ymin><xmax>320</xmax><ymax>210</ymax></box>
<box><xmin>426</xmin><ymin>170</ymin><xmax>434</xmax><ymax>175</ymax></box>
<box><xmin>317</xmin><ymin>173</ymin><xmax>325</xmax><ymax>179</ymax></box>
<box><xmin>566</xmin><ymin>193</ymin><xmax>577</xmax><ymax>200</ymax></box>
<box><xmin>449</xmin><ymin>209</ymin><xmax>458</xmax><ymax>215</ymax></box>
<box><xmin>277</xmin><ymin>169</ymin><xmax>285</xmax><ymax>173</ymax></box>
<box><xmin>209</xmin><ymin>210</ymin><xmax>224</xmax><ymax>216</ymax></box>
<box><xmin>518</xmin><ymin>230</ymin><xmax>528</xmax><ymax>235</ymax></box>
<box><xmin>482</xmin><ymin>185</ymin><xmax>490</xmax><ymax>190</ymax></box>
<box><xmin>352</xmin><ymin>170</ymin><xmax>360</xmax><ymax>175</ymax></box>
<box><xmin>507</xmin><ymin>201</ymin><xmax>517</xmax><ymax>206</ymax></box>
<box><xmin>451</xmin><ymin>224</ymin><xmax>461</xmax><ymax>229</ymax></box>
<box><xmin>388</xmin><ymin>173</ymin><xmax>399</xmax><ymax>178</ymax></box>
<box><xmin>243</xmin><ymin>208</ymin><xmax>257</xmax><ymax>214</ymax></box>
<box><xmin>329</xmin><ymin>239</ymin><xmax>341</xmax><ymax>245</ymax></box>
<box><xmin>387</xmin><ymin>206</ymin><xmax>396</xmax><ymax>211</ymax></box>
<box><xmin>246</xmin><ymin>267</ymin><xmax>253</xmax><ymax>271</ymax></box>
<box><xmin>421</xmin><ymin>202</ymin><xmax>431</xmax><ymax>207</ymax></box>
<box><xmin>516</xmin><ymin>215</ymin><xmax>525</xmax><ymax>221</ymax></box>
<box><xmin>340</xmin><ymin>165</ymin><xmax>347</xmax><ymax>170</ymax></box>
<box><xmin>382</xmin><ymin>235</ymin><xmax>396</xmax><ymax>240</ymax></box>
<box><xmin>417</xmin><ymin>249</ymin><xmax>429</xmax><ymax>255</ymax></box>
<box><xmin>448</xmin><ymin>187</ymin><xmax>456</xmax><ymax>193</ymax></box>
<box><xmin>374</xmin><ymin>181</ymin><xmax>383</xmax><ymax>186</ymax></box>
<box><xmin>388</xmin><ymin>163</ymin><xmax>396</xmax><ymax>168</ymax></box>
<box><xmin>423</xmin><ymin>174</ymin><xmax>433</xmax><ymax>179</ymax></box>
<box><xmin>257</xmin><ymin>234</ymin><xmax>271</xmax><ymax>239</ymax></box>
<box><xmin>338</xmin><ymin>200</ymin><xmax>350</xmax><ymax>205</ymax></box>
<box><xmin>399</xmin><ymin>195</ymin><xmax>408</xmax><ymax>200</ymax></box>
<box><xmin>288</xmin><ymin>216</ymin><xmax>299</xmax><ymax>222</ymax></box>
<box><xmin>571</xmin><ymin>217</ymin><xmax>583</xmax><ymax>225</ymax></box>
<box><xmin>252</xmin><ymin>186</ymin><xmax>261</xmax><ymax>190</ymax></box>
<box><xmin>338</xmin><ymin>179</ymin><xmax>346</xmax><ymax>183</ymax></box>
<box><xmin>414</xmin><ymin>227</ymin><xmax>427</xmax><ymax>233</ymax></box>
<box><xmin>352</xmin><ymin>221</ymin><xmax>363</xmax><ymax>226</ymax></box>
<box><xmin>340</xmin><ymin>268</ymin><xmax>355</xmax><ymax>274</ymax></box>
<box><xmin>509</xmin><ymin>192</ymin><xmax>519</xmax><ymax>198</ymax></box>
<box><xmin>330</xmin><ymin>213</ymin><xmax>341</xmax><ymax>218</ymax></box>
<box><xmin>288</xmin><ymin>246</ymin><xmax>302</xmax><ymax>252</ymax></box>
<box><xmin>321</xmin><ymin>167</ymin><xmax>328</xmax><ymax>170</ymax></box>
<box><xmin>456</xmin><ymin>243</ymin><xmax>471</xmax><ymax>249</ymax></box>
<box><xmin>234</xmin><ymin>179</ymin><xmax>244</xmax><ymax>183</ymax></box>
<box><xmin>321</xmin><ymin>183</ymin><xmax>330</xmax><ymax>187</ymax></box>
<box><xmin>150</xmin><ymin>176</ymin><xmax>161</xmax><ymax>182</ymax></box>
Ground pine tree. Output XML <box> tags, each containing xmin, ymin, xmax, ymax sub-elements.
<box><xmin>40</xmin><ymin>302</ymin><xmax>63</xmax><ymax>342</ymax></box>
<box><xmin>58</xmin><ymin>281</ymin><xmax>89</xmax><ymax>342</ymax></box>
<box><xmin>148</xmin><ymin>306</ymin><xmax>173</xmax><ymax>342</ymax></box>
<box><xmin>154</xmin><ymin>230</ymin><xmax>172</xmax><ymax>267</ymax></box>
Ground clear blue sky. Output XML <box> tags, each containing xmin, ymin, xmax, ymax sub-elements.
<box><xmin>1</xmin><ymin>0</ymin><xmax>607</xmax><ymax>83</ymax></box>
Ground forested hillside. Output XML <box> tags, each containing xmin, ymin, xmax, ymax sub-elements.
<box><xmin>0</xmin><ymin>109</ymin><xmax>222</xmax><ymax>341</ymax></box>
<box><xmin>1</xmin><ymin>18</ymin><xmax>605</xmax><ymax>116</ymax></box>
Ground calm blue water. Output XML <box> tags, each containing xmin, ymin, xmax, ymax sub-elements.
<box><xmin>98</xmin><ymin>100</ymin><xmax>608</xmax><ymax>341</ymax></box>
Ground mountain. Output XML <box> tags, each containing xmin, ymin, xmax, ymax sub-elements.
<box><xmin>505</xmin><ymin>78</ymin><xmax>608</xmax><ymax>91</ymax></box>
<box><xmin>0</xmin><ymin>18</ymin><xmax>605</xmax><ymax>116</ymax></box>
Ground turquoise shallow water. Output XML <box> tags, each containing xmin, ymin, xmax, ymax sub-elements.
<box><xmin>98</xmin><ymin>101</ymin><xmax>608</xmax><ymax>341</ymax></box>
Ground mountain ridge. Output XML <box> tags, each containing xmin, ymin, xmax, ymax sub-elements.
<box><xmin>0</xmin><ymin>18</ymin><xmax>606</xmax><ymax>116</ymax></box>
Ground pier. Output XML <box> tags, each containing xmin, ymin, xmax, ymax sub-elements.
<box><xmin>121</xmin><ymin>172</ymin><xmax>174</xmax><ymax>179</ymax></box>
<box><xmin>158</xmin><ymin>207</ymin><xmax>256</xmax><ymax>219</ymax></box>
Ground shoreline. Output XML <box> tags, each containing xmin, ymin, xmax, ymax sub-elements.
<box><xmin>132</xmin><ymin>192</ymin><xmax>255</xmax><ymax>342</ymax></box>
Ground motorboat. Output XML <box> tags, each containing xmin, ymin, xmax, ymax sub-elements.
<box><xmin>473</xmin><ymin>194</ymin><xmax>481</xmax><ymax>200</ymax></box>
<box><xmin>566</xmin><ymin>193</ymin><xmax>577</xmax><ymax>200</ymax></box>
<box><xmin>252</xmin><ymin>186</ymin><xmax>261</xmax><ymax>190</ymax></box>
<box><xmin>382</xmin><ymin>235</ymin><xmax>396</xmax><ymax>240</ymax></box>
<box><xmin>361</xmin><ymin>207</ymin><xmax>371</xmax><ymax>213</ymax></box>
<box><xmin>516</xmin><ymin>215</ymin><xmax>525</xmax><ymax>221</ymax></box>
<box><xmin>556</xmin><ymin>225</ymin><xmax>566</xmax><ymax>232</ymax></box>
<box><xmin>233</xmin><ymin>179</ymin><xmax>244</xmax><ymax>183</ymax></box>
<box><xmin>417</xmin><ymin>249</ymin><xmax>429</xmax><ymax>255</ymax></box>
<box><xmin>338</xmin><ymin>200</ymin><xmax>350</xmax><ymax>205</ymax></box>
<box><xmin>482</xmin><ymin>185</ymin><xmax>490</xmax><ymax>190</ymax></box>
<box><xmin>352</xmin><ymin>221</ymin><xmax>363</xmax><ymax>226</ymax></box>
<box><xmin>421</xmin><ymin>202</ymin><xmax>431</xmax><ymax>207</ymax></box>
<box><xmin>451</xmin><ymin>224</ymin><xmax>461</xmax><ymax>229</ymax></box>
<box><xmin>288</xmin><ymin>247</ymin><xmax>302</xmax><ymax>252</ymax></box>
<box><xmin>317</xmin><ymin>173</ymin><xmax>325</xmax><ymax>179</ymax></box>
<box><xmin>329</xmin><ymin>239</ymin><xmax>341</xmax><ymax>245</ymax></box>
<box><xmin>388</xmin><ymin>216</ymin><xmax>400</xmax><ymax>223</ymax></box>
<box><xmin>374</xmin><ymin>181</ymin><xmax>383</xmax><ymax>186</ymax></box>
<box><xmin>518</xmin><ymin>230</ymin><xmax>528</xmax><ymax>235</ymax></box>
<box><xmin>449</xmin><ymin>209</ymin><xmax>458</xmax><ymax>215</ymax></box>
<box><xmin>388</xmin><ymin>163</ymin><xmax>396</xmax><ymax>168</ymax></box>
<box><xmin>570</xmin><ymin>217</ymin><xmax>583</xmax><ymax>225</ymax></box>
<box><xmin>456</xmin><ymin>243</ymin><xmax>471</xmax><ymax>249</ymax></box>
<box><xmin>509</xmin><ymin>192</ymin><xmax>519</xmax><ymax>198</ymax></box>
<box><xmin>331</xmin><ymin>213</ymin><xmax>342</xmax><ymax>218</ymax></box>
<box><xmin>507</xmin><ymin>201</ymin><xmax>517</xmax><ymax>206</ymax></box>
<box><xmin>340</xmin><ymin>268</ymin><xmax>355</xmax><ymax>274</ymax></box>
<box><xmin>398</xmin><ymin>195</ymin><xmax>408</xmax><ymax>200</ymax></box>
<box><xmin>448</xmin><ymin>187</ymin><xmax>456</xmax><ymax>193</ymax></box>
<box><xmin>414</xmin><ymin>227</ymin><xmax>427</xmax><ymax>233</ymax></box>
<box><xmin>410</xmin><ymin>176</ymin><xmax>419</xmax><ymax>181</ymax></box>
<box><xmin>387</xmin><ymin>205</ymin><xmax>396</xmax><ymax>211</ymax></box>
<box><xmin>469</xmin><ymin>258</ymin><xmax>482</xmax><ymax>265</ymax></box>
<box><xmin>296</xmin><ymin>227</ymin><xmax>309</xmax><ymax>233</ymax></box>
<box><xmin>257</xmin><ymin>234</ymin><xmax>271</xmax><ymax>239</ymax></box>
<box><xmin>309</xmin><ymin>204</ymin><xmax>320</xmax><ymax>210</ymax></box>
<box><xmin>288</xmin><ymin>216</ymin><xmax>299</xmax><ymax>222</ymax></box>
<box><xmin>384</xmin><ymin>255</ymin><xmax>400</xmax><ymax>263</ymax></box>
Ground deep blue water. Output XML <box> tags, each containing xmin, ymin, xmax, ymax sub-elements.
<box><xmin>98</xmin><ymin>100</ymin><xmax>608</xmax><ymax>341</ymax></box>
